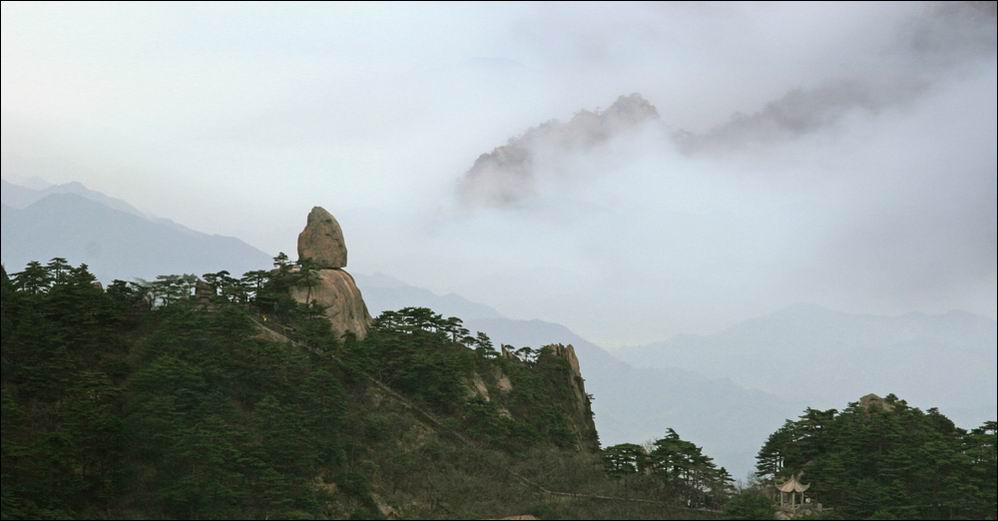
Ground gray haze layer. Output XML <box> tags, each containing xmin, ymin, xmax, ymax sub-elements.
<box><xmin>2</xmin><ymin>2</ymin><xmax>995</xmax><ymax>346</ymax></box>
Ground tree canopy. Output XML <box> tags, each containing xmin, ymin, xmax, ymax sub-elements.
<box><xmin>602</xmin><ymin>430</ymin><xmax>735</xmax><ymax>510</ymax></box>
<box><xmin>755</xmin><ymin>395</ymin><xmax>997</xmax><ymax>519</ymax></box>
<box><xmin>0</xmin><ymin>258</ymin><xmax>622</xmax><ymax>519</ymax></box>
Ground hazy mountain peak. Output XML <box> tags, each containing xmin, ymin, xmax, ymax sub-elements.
<box><xmin>355</xmin><ymin>272</ymin><xmax>506</xmax><ymax>321</ymax></box>
<box><xmin>1</xmin><ymin>178</ymin><xmax>146</xmax><ymax>218</ymax></box>
<box><xmin>456</xmin><ymin>93</ymin><xmax>661</xmax><ymax>207</ymax></box>
<box><xmin>1</xmin><ymin>186</ymin><xmax>272</xmax><ymax>282</ymax></box>
<box><xmin>618</xmin><ymin>305</ymin><xmax>996</xmax><ymax>432</ymax></box>
<box><xmin>602</xmin><ymin>92</ymin><xmax>660</xmax><ymax>125</ymax></box>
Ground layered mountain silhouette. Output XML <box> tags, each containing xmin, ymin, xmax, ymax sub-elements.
<box><xmin>356</xmin><ymin>272</ymin><xmax>506</xmax><ymax>320</ymax></box>
<box><xmin>2</xmin><ymin>179</ymin><xmax>147</xmax><ymax>217</ymax></box>
<box><xmin>1</xmin><ymin>179</ymin><xmax>272</xmax><ymax>282</ymax></box>
<box><xmin>619</xmin><ymin>303</ymin><xmax>998</xmax><ymax>430</ymax></box>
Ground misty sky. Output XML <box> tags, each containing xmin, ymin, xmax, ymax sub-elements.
<box><xmin>2</xmin><ymin>2</ymin><xmax>996</xmax><ymax>346</ymax></box>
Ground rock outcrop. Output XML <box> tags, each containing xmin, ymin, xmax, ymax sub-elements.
<box><xmin>297</xmin><ymin>206</ymin><xmax>347</xmax><ymax>269</ymax></box>
<box><xmin>290</xmin><ymin>206</ymin><xmax>371</xmax><ymax>338</ymax></box>
<box><xmin>549</xmin><ymin>343</ymin><xmax>582</xmax><ymax>379</ymax></box>
<box><xmin>858</xmin><ymin>393</ymin><xmax>895</xmax><ymax>412</ymax></box>
<box><xmin>548</xmin><ymin>344</ymin><xmax>598</xmax><ymax>452</ymax></box>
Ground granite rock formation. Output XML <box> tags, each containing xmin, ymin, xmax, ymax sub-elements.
<box><xmin>291</xmin><ymin>206</ymin><xmax>371</xmax><ymax>338</ymax></box>
<box><xmin>297</xmin><ymin>206</ymin><xmax>347</xmax><ymax>269</ymax></box>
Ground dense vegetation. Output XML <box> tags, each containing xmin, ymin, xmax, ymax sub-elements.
<box><xmin>6</xmin><ymin>257</ymin><xmax>996</xmax><ymax>520</ymax></box>
<box><xmin>1</xmin><ymin>257</ymin><xmax>727</xmax><ymax>520</ymax></box>
<box><xmin>755</xmin><ymin>396</ymin><xmax>997</xmax><ymax>519</ymax></box>
<box><xmin>601</xmin><ymin>432</ymin><xmax>735</xmax><ymax>511</ymax></box>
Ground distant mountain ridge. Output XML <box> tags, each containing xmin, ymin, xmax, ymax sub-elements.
<box><xmin>2</xmin><ymin>178</ymin><xmax>147</xmax><ymax>218</ymax></box>
<box><xmin>618</xmin><ymin>303</ymin><xmax>998</xmax><ymax>429</ymax></box>
<box><xmin>354</xmin><ymin>272</ymin><xmax>506</xmax><ymax>321</ymax></box>
<box><xmin>1</xmin><ymin>180</ymin><xmax>272</xmax><ymax>282</ymax></box>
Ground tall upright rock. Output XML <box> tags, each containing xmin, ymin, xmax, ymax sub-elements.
<box><xmin>290</xmin><ymin>206</ymin><xmax>371</xmax><ymax>338</ymax></box>
<box><xmin>297</xmin><ymin>207</ymin><xmax>348</xmax><ymax>269</ymax></box>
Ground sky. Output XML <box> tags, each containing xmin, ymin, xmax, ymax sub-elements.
<box><xmin>2</xmin><ymin>2</ymin><xmax>996</xmax><ymax>346</ymax></box>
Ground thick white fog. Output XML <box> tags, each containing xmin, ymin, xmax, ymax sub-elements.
<box><xmin>2</xmin><ymin>2</ymin><xmax>995</xmax><ymax>345</ymax></box>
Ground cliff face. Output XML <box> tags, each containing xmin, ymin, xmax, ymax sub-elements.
<box><xmin>549</xmin><ymin>344</ymin><xmax>600</xmax><ymax>453</ymax></box>
<box><xmin>487</xmin><ymin>343</ymin><xmax>599</xmax><ymax>453</ymax></box>
<box><xmin>290</xmin><ymin>206</ymin><xmax>372</xmax><ymax>338</ymax></box>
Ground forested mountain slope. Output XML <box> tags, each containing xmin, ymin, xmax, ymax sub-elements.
<box><xmin>754</xmin><ymin>394</ymin><xmax>996</xmax><ymax>519</ymax></box>
<box><xmin>0</xmin><ymin>259</ymin><xmax>727</xmax><ymax>519</ymax></box>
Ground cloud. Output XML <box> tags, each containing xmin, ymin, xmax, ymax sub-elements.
<box><xmin>677</xmin><ymin>2</ymin><xmax>996</xmax><ymax>154</ymax></box>
<box><xmin>2</xmin><ymin>2</ymin><xmax>995</xmax><ymax>344</ymax></box>
<box><xmin>427</xmin><ymin>2</ymin><xmax>996</xmax><ymax>343</ymax></box>
<box><xmin>456</xmin><ymin>93</ymin><xmax>661</xmax><ymax>207</ymax></box>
